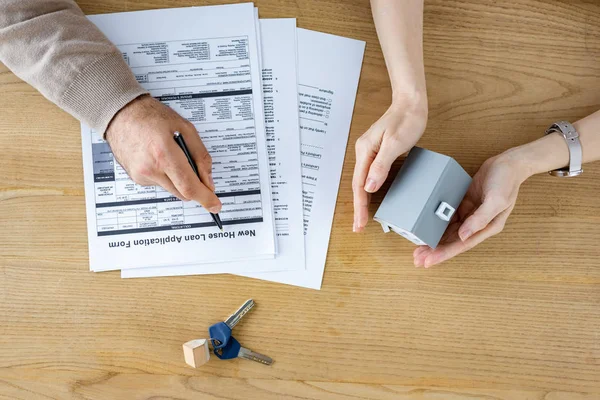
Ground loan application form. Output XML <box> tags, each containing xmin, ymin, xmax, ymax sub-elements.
<box><xmin>81</xmin><ymin>4</ymin><xmax>277</xmax><ymax>272</ymax></box>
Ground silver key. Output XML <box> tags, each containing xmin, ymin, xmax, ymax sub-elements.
<box><xmin>238</xmin><ymin>346</ymin><xmax>273</xmax><ymax>365</ymax></box>
<box><xmin>224</xmin><ymin>299</ymin><xmax>255</xmax><ymax>329</ymax></box>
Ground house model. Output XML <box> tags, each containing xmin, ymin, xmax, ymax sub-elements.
<box><xmin>374</xmin><ymin>147</ymin><xmax>472</xmax><ymax>248</ymax></box>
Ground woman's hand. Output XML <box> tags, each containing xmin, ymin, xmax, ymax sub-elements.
<box><xmin>353</xmin><ymin>100</ymin><xmax>427</xmax><ymax>232</ymax></box>
<box><xmin>355</xmin><ymin>0</ymin><xmax>428</xmax><ymax>232</ymax></box>
<box><xmin>413</xmin><ymin>150</ymin><xmax>530</xmax><ymax>268</ymax></box>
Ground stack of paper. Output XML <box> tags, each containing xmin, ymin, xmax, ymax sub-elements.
<box><xmin>80</xmin><ymin>3</ymin><xmax>365</xmax><ymax>289</ymax></box>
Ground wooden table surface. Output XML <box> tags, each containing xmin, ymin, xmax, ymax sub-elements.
<box><xmin>1</xmin><ymin>0</ymin><xmax>600</xmax><ymax>398</ymax></box>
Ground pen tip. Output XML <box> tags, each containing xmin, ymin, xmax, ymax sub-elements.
<box><xmin>220</xmin><ymin>228</ymin><xmax>224</xmax><ymax>232</ymax></box>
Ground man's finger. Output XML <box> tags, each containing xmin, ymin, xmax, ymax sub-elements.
<box><xmin>178</xmin><ymin>122</ymin><xmax>215</xmax><ymax>191</ymax></box>
<box><xmin>364</xmin><ymin>135</ymin><xmax>407</xmax><ymax>194</ymax></box>
<box><xmin>163</xmin><ymin>139</ymin><xmax>222</xmax><ymax>213</ymax></box>
<box><xmin>153</xmin><ymin>173</ymin><xmax>187</xmax><ymax>201</ymax></box>
<box><xmin>458</xmin><ymin>196</ymin><xmax>507</xmax><ymax>241</ymax></box>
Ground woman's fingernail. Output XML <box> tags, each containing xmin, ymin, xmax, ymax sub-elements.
<box><xmin>209</xmin><ymin>205</ymin><xmax>221</xmax><ymax>213</ymax></box>
<box><xmin>364</xmin><ymin>178</ymin><xmax>377</xmax><ymax>193</ymax></box>
<box><xmin>460</xmin><ymin>229</ymin><xmax>472</xmax><ymax>241</ymax></box>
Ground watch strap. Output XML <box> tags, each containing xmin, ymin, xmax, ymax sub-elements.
<box><xmin>545</xmin><ymin>121</ymin><xmax>583</xmax><ymax>177</ymax></box>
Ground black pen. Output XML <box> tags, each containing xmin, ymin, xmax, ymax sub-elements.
<box><xmin>173</xmin><ymin>131</ymin><xmax>223</xmax><ymax>231</ymax></box>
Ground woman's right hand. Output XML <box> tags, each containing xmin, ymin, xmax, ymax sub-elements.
<box><xmin>413</xmin><ymin>149</ymin><xmax>529</xmax><ymax>268</ymax></box>
<box><xmin>353</xmin><ymin>99</ymin><xmax>428</xmax><ymax>232</ymax></box>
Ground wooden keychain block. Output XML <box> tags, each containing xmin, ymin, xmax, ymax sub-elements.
<box><xmin>183</xmin><ymin>339</ymin><xmax>211</xmax><ymax>368</ymax></box>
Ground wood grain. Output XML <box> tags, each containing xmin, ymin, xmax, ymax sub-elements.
<box><xmin>1</xmin><ymin>0</ymin><xmax>599</xmax><ymax>398</ymax></box>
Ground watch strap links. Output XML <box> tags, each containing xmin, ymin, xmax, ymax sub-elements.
<box><xmin>544</xmin><ymin>121</ymin><xmax>583</xmax><ymax>177</ymax></box>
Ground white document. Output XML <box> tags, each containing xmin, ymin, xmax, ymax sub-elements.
<box><xmin>81</xmin><ymin>4</ymin><xmax>278</xmax><ymax>272</ymax></box>
<box><xmin>122</xmin><ymin>19</ymin><xmax>305</xmax><ymax>278</ymax></box>
<box><xmin>240</xmin><ymin>28</ymin><xmax>365</xmax><ymax>289</ymax></box>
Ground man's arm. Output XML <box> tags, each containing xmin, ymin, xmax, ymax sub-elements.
<box><xmin>0</xmin><ymin>0</ymin><xmax>222</xmax><ymax>213</ymax></box>
<box><xmin>0</xmin><ymin>0</ymin><xmax>147</xmax><ymax>133</ymax></box>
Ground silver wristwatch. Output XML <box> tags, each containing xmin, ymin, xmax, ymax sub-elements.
<box><xmin>545</xmin><ymin>121</ymin><xmax>583</xmax><ymax>177</ymax></box>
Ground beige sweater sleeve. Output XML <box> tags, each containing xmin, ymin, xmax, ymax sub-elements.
<box><xmin>0</xmin><ymin>0</ymin><xmax>148</xmax><ymax>133</ymax></box>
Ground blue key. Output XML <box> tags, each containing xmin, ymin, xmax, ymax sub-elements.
<box><xmin>213</xmin><ymin>335</ymin><xmax>240</xmax><ymax>359</ymax></box>
<box><xmin>209</xmin><ymin>299</ymin><xmax>254</xmax><ymax>349</ymax></box>
<box><xmin>214</xmin><ymin>335</ymin><xmax>273</xmax><ymax>365</ymax></box>
<box><xmin>209</xmin><ymin>322</ymin><xmax>231</xmax><ymax>349</ymax></box>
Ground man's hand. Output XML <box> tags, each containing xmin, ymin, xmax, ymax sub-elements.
<box><xmin>413</xmin><ymin>151</ymin><xmax>528</xmax><ymax>268</ymax></box>
<box><xmin>352</xmin><ymin>100</ymin><xmax>427</xmax><ymax>232</ymax></box>
<box><xmin>105</xmin><ymin>95</ymin><xmax>222</xmax><ymax>213</ymax></box>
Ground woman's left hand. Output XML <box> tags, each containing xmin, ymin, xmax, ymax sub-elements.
<box><xmin>413</xmin><ymin>150</ymin><xmax>530</xmax><ymax>268</ymax></box>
